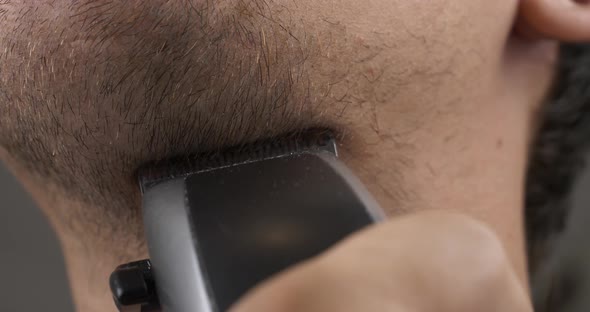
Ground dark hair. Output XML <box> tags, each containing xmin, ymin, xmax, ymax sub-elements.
<box><xmin>527</xmin><ymin>43</ymin><xmax>590</xmax><ymax>309</ymax></box>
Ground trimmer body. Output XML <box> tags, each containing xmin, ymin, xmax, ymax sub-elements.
<box><xmin>110</xmin><ymin>135</ymin><xmax>384</xmax><ymax>312</ymax></box>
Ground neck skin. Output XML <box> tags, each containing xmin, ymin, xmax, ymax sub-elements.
<box><xmin>341</xmin><ymin>37</ymin><xmax>558</xmax><ymax>286</ymax></box>
<box><xmin>0</xmin><ymin>36</ymin><xmax>557</xmax><ymax>312</ymax></box>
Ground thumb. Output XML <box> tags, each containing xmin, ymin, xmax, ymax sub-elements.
<box><xmin>230</xmin><ymin>211</ymin><xmax>532</xmax><ymax>312</ymax></box>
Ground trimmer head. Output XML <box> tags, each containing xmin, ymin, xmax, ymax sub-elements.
<box><xmin>137</xmin><ymin>129</ymin><xmax>337</xmax><ymax>192</ymax></box>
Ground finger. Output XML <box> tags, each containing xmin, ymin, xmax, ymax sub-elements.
<box><xmin>230</xmin><ymin>211</ymin><xmax>533</xmax><ymax>312</ymax></box>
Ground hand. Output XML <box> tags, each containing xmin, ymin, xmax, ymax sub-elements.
<box><xmin>230</xmin><ymin>211</ymin><xmax>532</xmax><ymax>312</ymax></box>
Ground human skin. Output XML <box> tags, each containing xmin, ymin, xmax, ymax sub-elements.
<box><xmin>0</xmin><ymin>0</ymin><xmax>586</xmax><ymax>311</ymax></box>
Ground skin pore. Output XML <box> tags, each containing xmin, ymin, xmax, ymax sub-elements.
<box><xmin>0</xmin><ymin>1</ymin><xmax>560</xmax><ymax>311</ymax></box>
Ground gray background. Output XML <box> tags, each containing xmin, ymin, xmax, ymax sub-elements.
<box><xmin>0</xmin><ymin>164</ymin><xmax>74</xmax><ymax>312</ymax></box>
<box><xmin>1</xmin><ymin>157</ymin><xmax>589</xmax><ymax>312</ymax></box>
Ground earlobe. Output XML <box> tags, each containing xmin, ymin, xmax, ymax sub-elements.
<box><xmin>518</xmin><ymin>0</ymin><xmax>590</xmax><ymax>42</ymax></box>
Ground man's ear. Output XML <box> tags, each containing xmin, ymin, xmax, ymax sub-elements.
<box><xmin>519</xmin><ymin>0</ymin><xmax>590</xmax><ymax>42</ymax></box>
